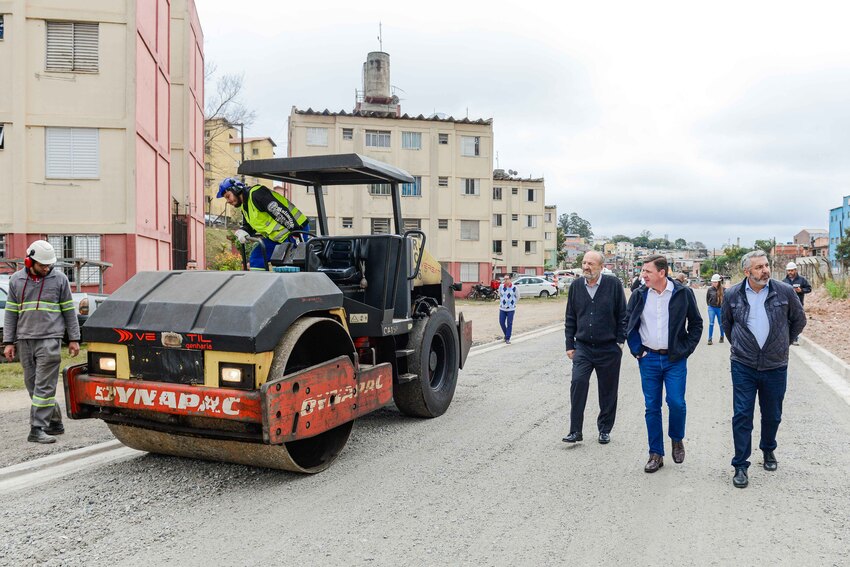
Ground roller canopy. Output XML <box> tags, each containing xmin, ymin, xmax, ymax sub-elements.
<box><xmin>237</xmin><ymin>153</ymin><xmax>415</xmax><ymax>186</ymax></box>
<box><xmin>82</xmin><ymin>271</ymin><xmax>343</xmax><ymax>352</ymax></box>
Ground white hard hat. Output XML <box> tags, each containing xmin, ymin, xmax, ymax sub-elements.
<box><xmin>786</xmin><ymin>262</ymin><xmax>797</xmax><ymax>270</ymax></box>
<box><xmin>27</xmin><ymin>240</ymin><xmax>57</xmax><ymax>265</ymax></box>
<box><xmin>711</xmin><ymin>274</ymin><xmax>722</xmax><ymax>283</ymax></box>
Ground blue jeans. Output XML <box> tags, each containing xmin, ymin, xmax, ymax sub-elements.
<box><xmin>731</xmin><ymin>361</ymin><xmax>787</xmax><ymax>468</ymax></box>
<box><xmin>248</xmin><ymin>238</ymin><xmax>279</xmax><ymax>270</ymax></box>
<box><xmin>638</xmin><ymin>352</ymin><xmax>687</xmax><ymax>455</ymax></box>
<box><xmin>499</xmin><ymin>310</ymin><xmax>515</xmax><ymax>341</ymax></box>
<box><xmin>707</xmin><ymin>306</ymin><xmax>724</xmax><ymax>340</ymax></box>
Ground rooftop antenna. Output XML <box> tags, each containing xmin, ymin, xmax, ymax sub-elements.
<box><xmin>378</xmin><ymin>22</ymin><xmax>383</xmax><ymax>51</ymax></box>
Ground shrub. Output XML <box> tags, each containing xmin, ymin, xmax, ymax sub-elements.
<box><xmin>209</xmin><ymin>250</ymin><xmax>242</xmax><ymax>271</ymax></box>
<box><xmin>825</xmin><ymin>280</ymin><xmax>849</xmax><ymax>300</ymax></box>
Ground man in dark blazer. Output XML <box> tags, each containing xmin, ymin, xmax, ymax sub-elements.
<box><xmin>563</xmin><ymin>251</ymin><xmax>628</xmax><ymax>445</ymax></box>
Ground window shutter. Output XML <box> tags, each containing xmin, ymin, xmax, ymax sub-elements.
<box><xmin>73</xmin><ymin>23</ymin><xmax>99</xmax><ymax>72</ymax></box>
<box><xmin>72</xmin><ymin>128</ymin><xmax>99</xmax><ymax>177</ymax></box>
<box><xmin>46</xmin><ymin>127</ymin><xmax>99</xmax><ymax>179</ymax></box>
<box><xmin>46</xmin><ymin>22</ymin><xmax>74</xmax><ymax>72</ymax></box>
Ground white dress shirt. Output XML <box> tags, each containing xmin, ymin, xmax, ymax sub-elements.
<box><xmin>745</xmin><ymin>279</ymin><xmax>770</xmax><ymax>349</ymax></box>
<box><xmin>639</xmin><ymin>279</ymin><xmax>674</xmax><ymax>350</ymax></box>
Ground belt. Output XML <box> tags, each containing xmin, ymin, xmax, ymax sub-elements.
<box><xmin>643</xmin><ymin>347</ymin><xmax>668</xmax><ymax>355</ymax></box>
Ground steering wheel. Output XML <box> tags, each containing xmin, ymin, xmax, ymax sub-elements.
<box><xmin>286</xmin><ymin>230</ymin><xmax>317</xmax><ymax>245</ymax></box>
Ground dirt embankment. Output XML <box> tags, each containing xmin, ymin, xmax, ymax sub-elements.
<box><xmin>804</xmin><ymin>288</ymin><xmax>850</xmax><ymax>364</ymax></box>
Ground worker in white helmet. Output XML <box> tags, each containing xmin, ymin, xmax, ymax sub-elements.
<box><xmin>782</xmin><ymin>261</ymin><xmax>810</xmax><ymax>346</ymax></box>
<box><xmin>3</xmin><ymin>240</ymin><xmax>81</xmax><ymax>443</ymax></box>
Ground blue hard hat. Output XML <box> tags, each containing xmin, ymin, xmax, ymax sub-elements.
<box><xmin>217</xmin><ymin>177</ymin><xmax>247</xmax><ymax>198</ymax></box>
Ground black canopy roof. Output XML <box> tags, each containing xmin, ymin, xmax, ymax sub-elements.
<box><xmin>237</xmin><ymin>153</ymin><xmax>414</xmax><ymax>186</ymax></box>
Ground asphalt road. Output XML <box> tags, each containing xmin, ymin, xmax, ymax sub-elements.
<box><xmin>2</xmin><ymin>308</ymin><xmax>850</xmax><ymax>565</ymax></box>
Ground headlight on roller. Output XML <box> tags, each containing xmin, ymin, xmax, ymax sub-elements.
<box><xmin>88</xmin><ymin>352</ymin><xmax>117</xmax><ymax>377</ymax></box>
<box><xmin>218</xmin><ymin>363</ymin><xmax>255</xmax><ymax>390</ymax></box>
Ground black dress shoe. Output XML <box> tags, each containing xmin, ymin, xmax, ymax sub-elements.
<box><xmin>733</xmin><ymin>467</ymin><xmax>749</xmax><ymax>488</ymax></box>
<box><xmin>598</xmin><ymin>432</ymin><xmax>611</xmax><ymax>444</ymax></box>
<box><xmin>562</xmin><ymin>432</ymin><xmax>583</xmax><ymax>443</ymax></box>
<box><xmin>763</xmin><ymin>451</ymin><xmax>778</xmax><ymax>471</ymax></box>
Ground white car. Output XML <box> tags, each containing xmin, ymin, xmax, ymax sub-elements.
<box><xmin>512</xmin><ymin>276</ymin><xmax>559</xmax><ymax>298</ymax></box>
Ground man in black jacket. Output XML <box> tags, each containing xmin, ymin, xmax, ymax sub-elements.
<box><xmin>626</xmin><ymin>255</ymin><xmax>702</xmax><ymax>473</ymax></box>
<box><xmin>563</xmin><ymin>251</ymin><xmax>628</xmax><ymax>445</ymax></box>
<box><xmin>722</xmin><ymin>250</ymin><xmax>806</xmax><ymax>488</ymax></box>
<box><xmin>782</xmin><ymin>262</ymin><xmax>811</xmax><ymax>346</ymax></box>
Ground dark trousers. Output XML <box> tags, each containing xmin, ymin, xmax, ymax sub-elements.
<box><xmin>569</xmin><ymin>342</ymin><xmax>622</xmax><ymax>434</ymax></box>
<box><xmin>731</xmin><ymin>360</ymin><xmax>787</xmax><ymax>468</ymax></box>
<box><xmin>499</xmin><ymin>310</ymin><xmax>515</xmax><ymax>341</ymax></box>
<box><xmin>19</xmin><ymin>338</ymin><xmax>63</xmax><ymax>429</ymax></box>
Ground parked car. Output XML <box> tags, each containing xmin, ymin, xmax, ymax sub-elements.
<box><xmin>512</xmin><ymin>276</ymin><xmax>559</xmax><ymax>298</ymax></box>
<box><xmin>72</xmin><ymin>292</ymin><xmax>108</xmax><ymax>328</ymax></box>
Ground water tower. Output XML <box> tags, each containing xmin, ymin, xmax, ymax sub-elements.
<box><xmin>355</xmin><ymin>51</ymin><xmax>401</xmax><ymax>115</ymax></box>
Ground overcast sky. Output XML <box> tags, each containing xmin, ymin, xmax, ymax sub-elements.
<box><xmin>198</xmin><ymin>0</ymin><xmax>849</xmax><ymax>249</ymax></box>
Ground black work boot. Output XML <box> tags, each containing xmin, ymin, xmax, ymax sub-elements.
<box><xmin>28</xmin><ymin>427</ymin><xmax>57</xmax><ymax>444</ymax></box>
<box><xmin>44</xmin><ymin>422</ymin><xmax>65</xmax><ymax>435</ymax></box>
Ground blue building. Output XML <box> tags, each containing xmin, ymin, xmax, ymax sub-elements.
<box><xmin>828</xmin><ymin>195</ymin><xmax>850</xmax><ymax>272</ymax></box>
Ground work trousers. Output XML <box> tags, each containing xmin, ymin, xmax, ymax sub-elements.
<box><xmin>569</xmin><ymin>342</ymin><xmax>622</xmax><ymax>434</ymax></box>
<box><xmin>707</xmin><ymin>306</ymin><xmax>724</xmax><ymax>340</ymax></box>
<box><xmin>19</xmin><ymin>338</ymin><xmax>63</xmax><ymax>429</ymax></box>
<box><xmin>731</xmin><ymin>360</ymin><xmax>787</xmax><ymax>469</ymax></box>
<box><xmin>638</xmin><ymin>351</ymin><xmax>687</xmax><ymax>456</ymax></box>
<box><xmin>248</xmin><ymin>238</ymin><xmax>279</xmax><ymax>270</ymax></box>
<box><xmin>499</xmin><ymin>310</ymin><xmax>515</xmax><ymax>341</ymax></box>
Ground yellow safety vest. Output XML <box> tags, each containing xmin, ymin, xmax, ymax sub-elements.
<box><xmin>245</xmin><ymin>185</ymin><xmax>308</xmax><ymax>242</ymax></box>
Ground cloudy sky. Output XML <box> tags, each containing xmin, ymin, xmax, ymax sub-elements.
<box><xmin>198</xmin><ymin>0</ymin><xmax>849</xmax><ymax>249</ymax></box>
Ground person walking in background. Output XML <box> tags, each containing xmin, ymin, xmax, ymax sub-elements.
<box><xmin>706</xmin><ymin>274</ymin><xmax>725</xmax><ymax>345</ymax></box>
<box><xmin>3</xmin><ymin>240</ymin><xmax>81</xmax><ymax>444</ymax></box>
<box><xmin>782</xmin><ymin>262</ymin><xmax>811</xmax><ymax>346</ymax></box>
<box><xmin>626</xmin><ymin>255</ymin><xmax>703</xmax><ymax>473</ymax></box>
<box><xmin>722</xmin><ymin>250</ymin><xmax>806</xmax><ymax>488</ymax></box>
<box><xmin>498</xmin><ymin>275</ymin><xmax>519</xmax><ymax>344</ymax></box>
<box><xmin>562</xmin><ymin>251</ymin><xmax>628</xmax><ymax>445</ymax></box>
<box><xmin>675</xmin><ymin>272</ymin><xmax>688</xmax><ymax>285</ymax></box>
<box><xmin>630</xmin><ymin>274</ymin><xmax>643</xmax><ymax>292</ymax></box>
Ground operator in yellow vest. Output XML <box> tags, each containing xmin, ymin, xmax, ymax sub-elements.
<box><xmin>217</xmin><ymin>178</ymin><xmax>310</xmax><ymax>270</ymax></box>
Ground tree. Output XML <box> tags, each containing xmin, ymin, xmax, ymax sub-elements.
<box><xmin>836</xmin><ymin>227</ymin><xmax>850</xmax><ymax>270</ymax></box>
<box><xmin>558</xmin><ymin>212</ymin><xmax>593</xmax><ymax>239</ymax></box>
<box><xmin>556</xmin><ymin>227</ymin><xmax>567</xmax><ymax>267</ymax></box>
<box><xmin>611</xmin><ymin>234</ymin><xmax>631</xmax><ymax>243</ymax></box>
<box><xmin>674</xmin><ymin>238</ymin><xmax>687</xmax><ymax>249</ymax></box>
<box><xmin>754</xmin><ymin>239</ymin><xmax>774</xmax><ymax>255</ymax></box>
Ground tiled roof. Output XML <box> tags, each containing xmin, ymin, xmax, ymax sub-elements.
<box><xmin>293</xmin><ymin>107</ymin><xmax>492</xmax><ymax>125</ymax></box>
<box><xmin>231</xmin><ymin>137</ymin><xmax>277</xmax><ymax>146</ymax></box>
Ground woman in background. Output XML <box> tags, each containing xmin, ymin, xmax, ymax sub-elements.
<box><xmin>706</xmin><ymin>274</ymin><xmax>724</xmax><ymax>345</ymax></box>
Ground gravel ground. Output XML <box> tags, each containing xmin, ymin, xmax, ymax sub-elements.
<box><xmin>1</xmin><ymin>293</ymin><xmax>849</xmax><ymax>565</ymax></box>
<box><xmin>457</xmin><ymin>295</ymin><xmax>567</xmax><ymax>345</ymax></box>
<box><xmin>802</xmin><ymin>288</ymin><xmax>850</xmax><ymax>364</ymax></box>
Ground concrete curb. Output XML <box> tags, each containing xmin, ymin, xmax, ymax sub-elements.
<box><xmin>798</xmin><ymin>335</ymin><xmax>850</xmax><ymax>381</ymax></box>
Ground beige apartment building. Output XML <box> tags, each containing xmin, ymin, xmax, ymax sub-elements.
<box><xmin>285</xmin><ymin>52</ymin><xmax>556</xmax><ymax>291</ymax></box>
<box><xmin>203</xmin><ymin>117</ymin><xmax>276</xmax><ymax>219</ymax></box>
<box><xmin>0</xmin><ymin>0</ymin><xmax>205</xmax><ymax>289</ymax></box>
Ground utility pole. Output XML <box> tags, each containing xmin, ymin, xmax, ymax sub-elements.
<box><xmin>238</xmin><ymin>122</ymin><xmax>245</xmax><ymax>183</ymax></box>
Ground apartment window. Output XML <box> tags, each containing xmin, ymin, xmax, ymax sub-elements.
<box><xmin>462</xmin><ymin>178</ymin><xmax>480</xmax><ymax>196</ymax></box>
<box><xmin>46</xmin><ymin>21</ymin><xmax>99</xmax><ymax>73</ymax></box>
<box><xmin>342</xmin><ymin>217</ymin><xmax>353</xmax><ymax>229</ymax></box>
<box><xmin>460</xmin><ymin>262</ymin><xmax>478</xmax><ymax>283</ymax></box>
<box><xmin>306</xmin><ymin>127</ymin><xmax>328</xmax><ymax>147</ymax></box>
<box><xmin>403</xmin><ymin>218</ymin><xmax>421</xmax><ymax>232</ymax></box>
<box><xmin>438</xmin><ymin>133</ymin><xmax>449</xmax><ymax>145</ymax></box>
<box><xmin>204</xmin><ymin>144</ymin><xmax>211</xmax><ymax>155</ymax></box>
<box><xmin>460</xmin><ymin>220</ymin><xmax>480</xmax><ymax>241</ymax></box>
<box><xmin>0</xmin><ymin>15</ymin><xmax>4</xmax><ymax>40</ymax></box>
<box><xmin>306</xmin><ymin>186</ymin><xmax>328</xmax><ymax>195</ymax></box>
<box><xmin>493</xmin><ymin>186</ymin><xmax>502</xmax><ymax>200</ymax></box>
<box><xmin>512</xmin><ymin>240</ymin><xmax>518</xmax><ymax>247</ymax></box>
<box><xmin>204</xmin><ymin>129</ymin><xmax>211</xmax><ymax>139</ymax></box>
<box><xmin>48</xmin><ymin>234</ymin><xmax>101</xmax><ymax>285</ymax></box>
<box><xmin>252</xmin><ymin>148</ymin><xmax>259</xmax><ymax>156</ymax></box>
<box><xmin>0</xmin><ymin>235</ymin><xmax>5</xmax><ymax>257</ymax></box>
<box><xmin>545</xmin><ymin>232</ymin><xmax>553</xmax><ymax>240</ymax></box>
<box><xmin>461</xmin><ymin>136</ymin><xmax>480</xmax><ymax>157</ymax></box>
<box><xmin>0</xmin><ymin>124</ymin><xmax>4</xmax><ymax>150</ymax></box>
<box><xmin>512</xmin><ymin>214</ymin><xmax>518</xmax><ymax>222</ymax></box>
<box><xmin>493</xmin><ymin>214</ymin><xmax>503</xmax><ymax>227</ymax></box>
<box><xmin>438</xmin><ymin>176</ymin><xmax>448</xmax><ymax>187</ymax></box>
<box><xmin>306</xmin><ymin>217</ymin><xmax>318</xmax><ymax>231</ymax></box>
<box><xmin>438</xmin><ymin>219</ymin><xmax>449</xmax><ymax>230</ymax></box>
<box><xmin>526</xmin><ymin>189</ymin><xmax>536</xmax><ymax>202</ymax></box>
<box><xmin>493</xmin><ymin>240</ymin><xmax>503</xmax><ymax>254</ymax></box>
<box><xmin>525</xmin><ymin>241</ymin><xmax>537</xmax><ymax>254</ymax></box>
<box><xmin>369</xmin><ymin>183</ymin><xmax>391</xmax><ymax>196</ymax></box>
<box><xmin>342</xmin><ymin>128</ymin><xmax>353</xmax><ymax>140</ymax></box>
<box><xmin>205</xmin><ymin>163</ymin><xmax>211</xmax><ymax>171</ymax></box>
<box><xmin>401</xmin><ymin>176</ymin><xmax>422</xmax><ymax>197</ymax></box>
<box><xmin>366</xmin><ymin>130</ymin><xmax>391</xmax><ymax>148</ymax></box>
<box><xmin>46</xmin><ymin>127</ymin><xmax>99</xmax><ymax>178</ymax></box>
<box><xmin>526</xmin><ymin>215</ymin><xmax>538</xmax><ymax>228</ymax></box>
<box><xmin>544</xmin><ymin>212</ymin><xmax>553</xmax><ymax>223</ymax></box>
<box><xmin>402</xmin><ymin>131</ymin><xmax>421</xmax><ymax>149</ymax></box>
<box><xmin>233</xmin><ymin>146</ymin><xmax>240</xmax><ymax>154</ymax></box>
<box><xmin>511</xmin><ymin>187</ymin><xmax>518</xmax><ymax>195</ymax></box>
<box><xmin>371</xmin><ymin>218</ymin><xmax>391</xmax><ymax>234</ymax></box>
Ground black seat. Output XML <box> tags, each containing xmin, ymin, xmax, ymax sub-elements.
<box><xmin>318</xmin><ymin>239</ymin><xmax>362</xmax><ymax>285</ymax></box>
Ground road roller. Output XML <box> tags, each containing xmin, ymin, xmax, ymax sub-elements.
<box><xmin>63</xmin><ymin>154</ymin><xmax>472</xmax><ymax>473</ymax></box>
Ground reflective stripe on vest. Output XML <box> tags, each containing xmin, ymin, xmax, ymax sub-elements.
<box><xmin>245</xmin><ymin>185</ymin><xmax>308</xmax><ymax>243</ymax></box>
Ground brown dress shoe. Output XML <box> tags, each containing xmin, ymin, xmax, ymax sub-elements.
<box><xmin>672</xmin><ymin>440</ymin><xmax>685</xmax><ymax>464</ymax></box>
<box><xmin>644</xmin><ymin>453</ymin><xmax>664</xmax><ymax>473</ymax></box>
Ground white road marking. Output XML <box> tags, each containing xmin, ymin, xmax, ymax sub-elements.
<box><xmin>468</xmin><ymin>324</ymin><xmax>562</xmax><ymax>357</ymax></box>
